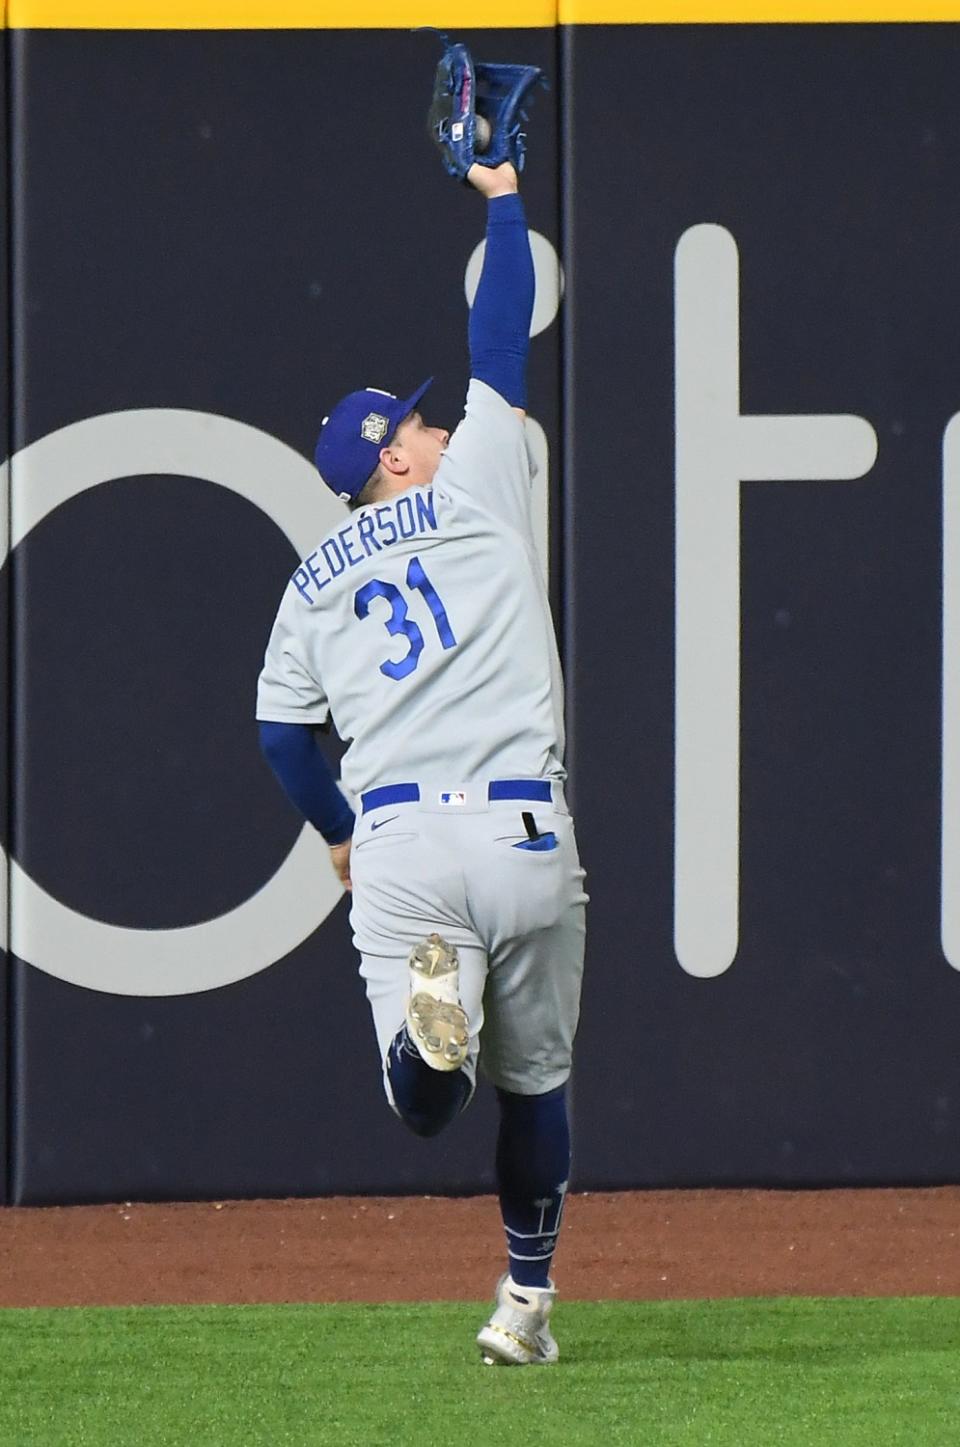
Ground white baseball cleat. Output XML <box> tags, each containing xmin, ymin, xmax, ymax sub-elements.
<box><xmin>476</xmin><ymin>1274</ymin><xmax>559</xmax><ymax>1366</ymax></box>
<box><xmin>405</xmin><ymin>933</ymin><xmax>469</xmax><ymax>1072</ymax></box>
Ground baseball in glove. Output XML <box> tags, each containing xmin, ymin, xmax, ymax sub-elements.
<box><xmin>423</xmin><ymin>33</ymin><xmax>547</xmax><ymax>181</ymax></box>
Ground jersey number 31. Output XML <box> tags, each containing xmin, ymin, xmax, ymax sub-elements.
<box><xmin>354</xmin><ymin>555</ymin><xmax>458</xmax><ymax>681</ymax></box>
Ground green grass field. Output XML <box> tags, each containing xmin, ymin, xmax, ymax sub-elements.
<box><xmin>2</xmin><ymin>1298</ymin><xmax>959</xmax><ymax>1446</ymax></box>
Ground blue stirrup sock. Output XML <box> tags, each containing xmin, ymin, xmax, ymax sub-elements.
<box><xmin>386</xmin><ymin>1025</ymin><xmax>471</xmax><ymax>1138</ymax></box>
<box><xmin>495</xmin><ymin>1084</ymin><xmax>571</xmax><ymax>1288</ymax></box>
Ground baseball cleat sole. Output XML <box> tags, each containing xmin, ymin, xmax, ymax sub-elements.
<box><xmin>406</xmin><ymin>992</ymin><xmax>469</xmax><ymax>1070</ymax></box>
<box><xmin>472</xmin><ymin>1325</ymin><xmax>556</xmax><ymax>1365</ymax></box>
<box><xmin>478</xmin><ymin>1334</ymin><xmax>534</xmax><ymax>1365</ymax></box>
<box><xmin>476</xmin><ymin>1328</ymin><xmax>557</xmax><ymax>1367</ymax></box>
<box><xmin>408</xmin><ymin>932</ymin><xmax>459</xmax><ymax>984</ymax></box>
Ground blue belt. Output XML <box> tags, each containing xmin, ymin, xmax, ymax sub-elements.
<box><xmin>361</xmin><ymin>779</ymin><xmax>553</xmax><ymax>814</ymax></box>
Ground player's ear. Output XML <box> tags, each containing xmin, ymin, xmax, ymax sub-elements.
<box><xmin>379</xmin><ymin>444</ymin><xmax>410</xmax><ymax>478</ymax></box>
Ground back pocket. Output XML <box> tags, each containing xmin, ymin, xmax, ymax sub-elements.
<box><xmin>512</xmin><ymin>833</ymin><xmax>558</xmax><ymax>852</ymax></box>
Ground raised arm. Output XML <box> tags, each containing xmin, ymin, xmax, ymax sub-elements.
<box><xmin>466</xmin><ymin>162</ymin><xmax>535</xmax><ymax>417</ymax></box>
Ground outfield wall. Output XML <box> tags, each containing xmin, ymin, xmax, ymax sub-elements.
<box><xmin>3</xmin><ymin>10</ymin><xmax>960</xmax><ymax>1204</ymax></box>
<box><xmin>1</xmin><ymin>27</ymin><xmax>9</xmax><ymax>1205</ymax></box>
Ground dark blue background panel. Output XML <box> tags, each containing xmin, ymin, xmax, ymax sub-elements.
<box><xmin>565</xmin><ymin>24</ymin><xmax>960</xmax><ymax>1187</ymax></box>
<box><xmin>13</xmin><ymin>20</ymin><xmax>960</xmax><ymax>1203</ymax></box>
<box><xmin>7</xmin><ymin>28</ymin><xmax>560</xmax><ymax>1204</ymax></box>
<box><xmin>11</xmin><ymin>923</ymin><xmax>500</xmax><ymax>1205</ymax></box>
<box><xmin>1</xmin><ymin>34</ymin><xmax>10</xmax><ymax>1206</ymax></box>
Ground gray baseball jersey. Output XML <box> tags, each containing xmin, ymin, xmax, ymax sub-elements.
<box><xmin>256</xmin><ymin>380</ymin><xmax>565</xmax><ymax>798</ymax></box>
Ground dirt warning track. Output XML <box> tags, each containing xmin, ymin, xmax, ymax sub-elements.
<box><xmin>2</xmin><ymin>1187</ymin><xmax>958</xmax><ymax>1308</ymax></box>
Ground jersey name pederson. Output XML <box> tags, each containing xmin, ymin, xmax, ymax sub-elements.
<box><xmin>291</xmin><ymin>488</ymin><xmax>439</xmax><ymax>605</ymax></box>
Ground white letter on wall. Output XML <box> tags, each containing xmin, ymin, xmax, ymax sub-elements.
<box><xmin>674</xmin><ymin>224</ymin><xmax>878</xmax><ymax>978</ymax></box>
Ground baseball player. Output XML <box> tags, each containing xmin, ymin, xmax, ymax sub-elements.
<box><xmin>256</xmin><ymin>157</ymin><xmax>587</xmax><ymax>1365</ymax></box>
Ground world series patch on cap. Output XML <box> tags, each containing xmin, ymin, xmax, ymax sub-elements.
<box><xmin>314</xmin><ymin>379</ymin><xmax>433</xmax><ymax>501</ymax></box>
<box><xmin>360</xmin><ymin>412</ymin><xmax>390</xmax><ymax>444</ymax></box>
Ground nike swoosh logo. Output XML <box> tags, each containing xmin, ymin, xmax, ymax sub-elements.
<box><xmin>370</xmin><ymin>815</ymin><xmax>399</xmax><ymax>831</ymax></box>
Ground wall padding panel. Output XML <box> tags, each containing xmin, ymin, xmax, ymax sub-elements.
<box><xmin>1</xmin><ymin>29</ymin><xmax>10</xmax><ymax>1206</ymax></box>
<box><xmin>6</xmin><ymin>27</ymin><xmax>561</xmax><ymax>1203</ymax></box>
<box><xmin>8</xmin><ymin>18</ymin><xmax>960</xmax><ymax>1203</ymax></box>
<box><xmin>565</xmin><ymin>23</ymin><xmax>960</xmax><ymax>1187</ymax></box>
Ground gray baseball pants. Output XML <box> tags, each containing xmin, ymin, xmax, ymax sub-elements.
<box><xmin>348</xmin><ymin>780</ymin><xmax>588</xmax><ymax>1101</ymax></box>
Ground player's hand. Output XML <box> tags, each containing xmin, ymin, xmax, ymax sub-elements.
<box><xmin>329</xmin><ymin>839</ymin><xmax>352</xmax><ymax>893</ymax></box>
<box><xmin>467</xmin><ymin>161</ymin><xmax>518</xmax><ymax>198</ymax></box>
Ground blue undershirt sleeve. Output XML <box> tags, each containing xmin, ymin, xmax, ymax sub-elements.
<box><xmin>468</xmin><ymin>192</ymin><xmax>535</xmax><ymax>409</ymax></box>
<box><xmin>258</xmin><ymin>721</ymin><xmax>355</xmax><ymax>846</ymax></box>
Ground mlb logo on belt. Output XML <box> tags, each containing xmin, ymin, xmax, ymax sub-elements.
<box><xmin>440</xmin><ymin>791</ymin><xmax>466</xmax><ymax>806</ymax></box>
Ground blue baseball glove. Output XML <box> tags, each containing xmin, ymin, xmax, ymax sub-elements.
<box><xmin>425</xmin><ymin>35</ymin><xmax>546</xmax><ymax>180</ymax></box>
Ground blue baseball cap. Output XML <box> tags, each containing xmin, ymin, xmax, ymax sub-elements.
<box><xmin>314</xmin><ymin>378</ymin><xmax>434</xmax><ymax>501</ymax></box>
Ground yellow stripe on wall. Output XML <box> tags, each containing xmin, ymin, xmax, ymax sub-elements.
<box><xmin>565</xmin><ymin>0</ymin><xmax>960</xmax><ymax>16</ymax></box>
<box><xmin>5</xmin><ymin>0</ymin><xmax>554</xmax><ymax>25</ymax></box>
<box><xmin>6</xmin><ymin>0</ymin><xmax>960</xmax><ymax>27</ymax></box>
